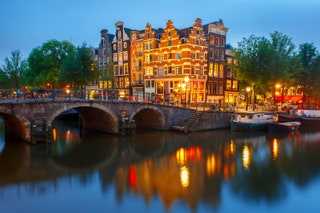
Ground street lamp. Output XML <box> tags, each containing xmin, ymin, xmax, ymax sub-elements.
<box><xmin>246</xmin><ymin>87</ymin><xmax>251</xmax><ymax>111</ymax></box>
<box><xmin>184</xmin><ymin>76</ymin><xmax>189</xmax><ymax>108</ymax></box>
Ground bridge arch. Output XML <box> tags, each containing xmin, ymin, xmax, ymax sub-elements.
<box><xmin>130</xmin><ymin>105</ymin><xmax>167</xmax><ymax>130</ymax></box>
<box><xmin>0</xmin><ymin>112</ymin><xmax>31</xmax><ymax>142</ymax></box>
<box><xmin>48</xmin><ymin>103</ymin><xmax>119</xmax><ymax>134</ymax></box>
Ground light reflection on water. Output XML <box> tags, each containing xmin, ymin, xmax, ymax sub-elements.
<box><xmin>1</xmin><ymin>119</ymin><xmax>320</xmax><ymax>213</ymax></box>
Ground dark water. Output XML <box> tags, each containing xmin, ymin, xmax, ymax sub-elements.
<box><xmin>1</xmin><ymin>118</ymin><xmax>320</xmax><ymax>213</ymax></box>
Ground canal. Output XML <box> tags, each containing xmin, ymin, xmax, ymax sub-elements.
<box><xmin>1</xmin><ymin>117</ymin><xmax>320</xmax><ymax>213</ymax></box>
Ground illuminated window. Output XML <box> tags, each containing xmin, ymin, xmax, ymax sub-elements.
<box><xmin>214</xmin><ymin>64</ymin><xmax>218</xmax><ymax>77</ymax></box>
<box><xmin>209</xmin><ymin>62</ymin><xmax>213</xmax><ymax>76</ymax></box>
<box><xmin>123</xmin><ymin>51</ymin><xmax>128</xmax><ymax>61</ymax></box>
<box><xmin>232</xmin><ymin>81</ymin><xmax>238</xmax><ymax>90</ymax></box>
<box><xmin>210</xmin><ymin>35</ymin><xmax>214</xmax><ymax>44</ymax></box>
<box><xmin>145</xmin><ymin>67</ymin><xmax>153</xmax><ymax>75</ymax></box>
<box><xmin>219</xmin><ymin>64</ymin><xmax>224</xmax><ymax>78</ymax></box>
<box><xmin>226</xmin><ymin>80</ymin><xmax>232</xmax><ymax>90</ymax></box>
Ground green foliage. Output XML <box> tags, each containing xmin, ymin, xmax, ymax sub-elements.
<box><xmin>235</xmin><ymin>31</ymin><xmax>299</xmax><ymax>96</ymax></box>
<box><xmin>0</xmin><ymin>50</ymin><xmax>28</xmax><ymax>89</ymax></box>
<box><xmin>26</xmin><ymin>39</ymin><xmax>75</xmax><ymax>87</ymax></box>
<box><xmin>59</xmin><ymin>43</ymin><xmax>99</xmax><ymax>88</ymax></box>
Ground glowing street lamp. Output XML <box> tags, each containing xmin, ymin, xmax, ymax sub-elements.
<box><xmin>246</xmin><ymin>87</ymin><xmax>251</xmax><ymax>111</ymax></box>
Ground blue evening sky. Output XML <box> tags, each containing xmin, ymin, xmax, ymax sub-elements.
<box><xmin>1</xmin><ymin>0</ymin><xmax>319</xmax><ymax>65</ymax></box>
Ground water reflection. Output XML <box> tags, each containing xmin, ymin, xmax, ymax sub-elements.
<box><xmin>1</xmin><ymin>119</ymin><xmax>320</xmax><ymax>212</ymax></box>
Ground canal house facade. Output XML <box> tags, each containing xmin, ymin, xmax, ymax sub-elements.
<box><xmin>95</xmin><ymin>18</ymin><xmax>239</xmax><ymax>106</ymax></box>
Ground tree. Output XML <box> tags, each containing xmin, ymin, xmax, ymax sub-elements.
<box><xmin>235</xmin><ymin>32</ymin><xmax>300</xmax><ymax>108</ymax></box>
<box><xmin>0</xmin><ymin>50</ymin><xmax>28</xmax><ymax>89</ymax></box>
<box><xmin>59</xmin><ymin>43</ymin><xmax>100</xmax><ymax>91</ymax></box>
<box><xmin>26</xmin><ymin>39</ymin><xmax>75</xmax><ymax>88</ymax></box>
<box><xmin>234</xmin><ymin>35</ymin><xmax>274</xmax><ymax>109</ymax></box>
<box><xmin>296</xmin><ymin>43</ymin><xmax>319</xmax><ymax>106</ymax></box>
<box><xmin>269</xmin><ymin>31</ymin><xmax>299</xmax><ymax>102</ymax></box>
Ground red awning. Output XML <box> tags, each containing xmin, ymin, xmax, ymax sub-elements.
<box><xmin>275</xmin><ymin>95</ymin><xmax>303</xmax><ymax>102</ymax></box>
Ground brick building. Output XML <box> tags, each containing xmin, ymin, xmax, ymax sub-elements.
<box><xmin>95</xmin><ymin>18</ymin><xmax>239</xmax><ymax>106</ymax></box>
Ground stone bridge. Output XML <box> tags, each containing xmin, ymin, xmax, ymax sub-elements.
<box><xmin>0</xmin><ymin>99</ymin><xmax>232</xmax><ymax>143</ymax></box>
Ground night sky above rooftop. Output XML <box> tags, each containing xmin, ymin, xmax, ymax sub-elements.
<box><xmin>1</xmin><ymin>0</ymin><xmax>319</xmax><ymax>64</ymax></box>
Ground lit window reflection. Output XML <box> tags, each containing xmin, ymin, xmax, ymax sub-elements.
<box><xmin>180</xmin><ymin>166</ymin><xmax>190</xmax><ymax>188</ymax></box>
<box><xmin>242</xmin><ymin>145</ymin><xmax>251</xmax><ymax>169</ymax></box>
<box><xmin>176</xmin><ymin>148</ymin><xmax>186</xmax><ymax>165</ymax></box>
<box><xmin>272</xmin><ymin>138</ymin><xmax>279</xmax><ymax>160</ymax></box>
<box><xmin>52</xmin><ymin>128</ymin><xmax>57</xmax><ymax>142</ymax></box>
<box><xmin>206</xmin><ymin>154</ymin><xmax>216</xmax><ymax>176</ymax></box>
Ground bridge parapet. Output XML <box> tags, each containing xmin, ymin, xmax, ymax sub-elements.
<box><xmin>0</xmin><ymin>99</ymin><xmax>195</xmax><ymax>143</ymax></box>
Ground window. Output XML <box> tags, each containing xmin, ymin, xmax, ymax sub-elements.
<box><xmin>227</xmin><ymin>67</ymin><xmax>233</xmax><ymax>78</ymax></box>
<box><xmin>118</xmin><ymin>42</ymin><xmax>122</xmax><ymax>50</ymax></box>
<box><xmin>145</xmin><ymin>54</ymin><xmax>150</xmax><ymax>63</ymax></box>
<box><xmin>215</xmin><ymin>50</ymin><xmax>219</xmax><ymax>60</ymax></box>
<box><xmin>191</xmin><ymin>52</ymin><xmax>195</xmax><ymax>59</ymax></box>
<box><xmin>226</xmin><ymin>80</ymin><xmax>232</xmax><ymax>90</ymax></box>
<box><xmin>220</xmin><ymin>51</ymin><xmax>224</xmax><ymax>61</ymax></box>
<box><xmin>113</xmin><ymin>53</ymin><xmax>118</xmax><ymax>62</ymax></box>
<box><xmin>209</xmin><ymin>48</ymin><xmax>214</xmax><ymax>59</ymax></box>
<box><xmin>123</xmin><ymin>51</ymin><xmax>128</xmax><ymax>61</ymax></box>
<box><xmin>145</xmin><ymin>67</ymin><xmax>153</xmax><ymax>75</ymax></box>
<box><xmin>158</xmin><ymin>67</ymin><xmax>165</xmax><ymax>76</ymax></box>
<box><xmin>176</xmin><ymin>65</ymin><xmax>182</xmax><ymax>74</ymax></box>
<box><xmin>146</xmin><ymin>80</ymin><xmax>151</xmax><ymax>88</ymax></box>
<box><xmin>196</xmin><ymin>38</ymin><xmax>200</xmax><ymax>45</ymax></box>
<box><xmin>200</xmin><ymin>66</ymin><xmax>204</xmax><ymax>75</ymax></box>
<box><xmin>209</xmin><ymin>62</ymin><xmax>213</xmax><ymax>76</ymax></box>
<box><xmin>200</xmin><ymin>53</ymin><xmax>204</xmax><ymax>61</ymax></box>
<box><xmin>220</xmin><ymin>38</ymin><xmax>225</xmax><ymax>47</ymax></box>
<box><xmin>147</xmin><ymin>32</ymin><xmax>150</xmax><ymax>39</ymax></box>
<box><xmin>118</xmin><ymin>52</ymin><xmax>123</xmax><ymax>62</ymax></box>
<box><xmin>168</xmin><ymin>40</ymin><xmax>172</xmax><ymax>46</ymax></box>
<box><xmin>124</xmin><ymin>64</ymin><xmax>129</xmax><ymax>75</ymax></box>
<box><xmin>219</xmin><ymin>64</ymin><xmax>224</xmax><ymax>78</ymax></box>
<box><xmin>168</xmin><ymin>52</ymin><xmax>173</xmax><ymax>59</ymax></box>
<box><xmin>191</xmin><ymin>65</ymin><xmax>195</xmax><ymax>74</ymax></box>
<box><xmin>232</xmin><ymin>81</ymin><xmax>238</xmax><ymax>90</ymax></box>
<box><xmin>159</xmin><ymin>54</ymin><xmax>164</xmax><ymax>62</ymax></box>
<box><xmin>168</xmin><ymin>66</ymin><xmax>172</xmax><ymax>74</ymax></box>
<box><xmin>218</xmin><ymin>82</ymin><xmax>224</xmax><ymax>95</ymax></box>
<box><xmin>176</xmin><ymin>52</ymin><xmax>182</xmax><ymax>59</ymax></box>
<box><xmin>215</xmin><ymin>37</ymin><xmax>219</xmax><ymax>46</ymax></box>
<box><xmin>214</xmin><ymin>64</ymin><xmax>218</xmax><ymax>77</ymax></box>
<box><xmin>210</xmin><ymin>35</ymin><xmax>214</xmax><ymax>44</ymax></box>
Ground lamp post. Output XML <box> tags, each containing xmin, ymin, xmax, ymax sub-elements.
<box><xmin>184</xmin><ymin>76</ymin><xmax>189</xmax><ymax>108</ymax></box>
<box><xmin>246</xmin><ymin>87</ymin><xmax>251</xmax><ymax>111</ymax></box>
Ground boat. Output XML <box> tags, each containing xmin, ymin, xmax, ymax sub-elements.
<box><xmin>267</xmin><ymin>121</ymin><xmax>301</xmax><ymax>132</ymax></box>
<box><xmin>278</xmin><ymin>110</ymin><xmax>320</xmax><ymax>131</ymax></box>
<box><xmin>230</xmin><ymin>111</ymin><xmax>275</xmax><ymax>131</ymax></box>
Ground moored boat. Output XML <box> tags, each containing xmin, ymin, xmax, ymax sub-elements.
<box><xmin>278</xmin><ymin>110</ymin><xmax>320</xmax><ymax>131</ymax></box>
<box><xmin>230</xmin><ymin>111</ymin><xmax>275</xmax><ymax>131</ymax></box>
<box><xmin>267</xmin><ymin>121</ymin><xmax>301</xmax><ymax>132</ymax></box>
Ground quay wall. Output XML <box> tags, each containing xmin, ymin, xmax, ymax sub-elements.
<box><xmin>190</xmin><ymin>111</ymin><xmax>232</xmax><ymax>131</ymax></box>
